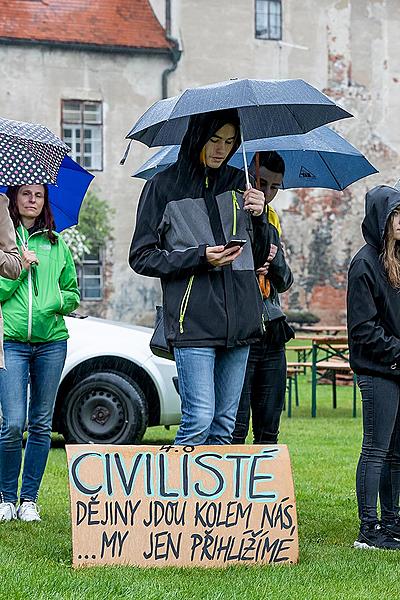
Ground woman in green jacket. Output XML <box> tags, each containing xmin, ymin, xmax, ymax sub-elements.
<box><xmin>0</xmin><ymin>184</ymin><xmax>79</xmax><ymax>523</ymax></box>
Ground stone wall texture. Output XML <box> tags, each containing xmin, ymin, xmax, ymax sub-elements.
<box><xmin>0</xmin><ymin>0</ymin><xmax>398</xmax><ymax>326</ymax></box>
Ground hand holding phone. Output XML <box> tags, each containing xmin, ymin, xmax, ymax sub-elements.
<box><xmin>206</xmin><ymin>241</ymin><xmax>245</xmax><ymax>267</ymax></box>
<box><xmin>224</xmin><ymin>239</ymin><xmax>247</xmax><ymax>250</ymax></box>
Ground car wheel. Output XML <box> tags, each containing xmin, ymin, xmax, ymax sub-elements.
<box><xmin>60</xmin><ymin>372</ymin><xmax>148</xmax><ymax>444</ymax></box>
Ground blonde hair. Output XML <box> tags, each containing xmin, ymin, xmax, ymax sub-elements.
<box><xmin>382</xmin><ymin>205</ymin><xmax>400</xmax><ymax>288</ymax></box>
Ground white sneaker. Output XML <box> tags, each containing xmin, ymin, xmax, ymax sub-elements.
<box><xmin>17</xmin><ymin>501</ymin><xmax>41</xmax><ymax>522</ymax></box>
<box><xmin>0</xmin><ymin>502</ymin><xmax>17</xmax><ymax>522</ymax></box>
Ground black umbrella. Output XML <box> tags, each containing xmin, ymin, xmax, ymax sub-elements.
<box><xmin>0</xmin><ymin>117</ymin><xmax>70</xmax><ymax>186</ymax></box>
<box><xmin>123</xmin><ymin>78</ymin><xmax>353</xmax><ymax>186</ymax></box>
<box><xmin>125</xmin><ymin>78</ymin><xmax>352</xmax><ymax>147</ymax></box>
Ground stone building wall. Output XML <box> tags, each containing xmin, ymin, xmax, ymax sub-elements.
<box><xmin>1</xmin><ymin>1</ymin><xmax>399</xmax><ymax>325</ymax></box>
<box><xmin>160</xmin><ymin>0</ymin><xmax>400</xmax><ymax>324</ymax></box>
<box><xmin>0</xmin><ymin>42</ymin><xmax>170</xmax><ymax>324</ymax></box>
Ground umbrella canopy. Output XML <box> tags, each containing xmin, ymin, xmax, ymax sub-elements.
<box><xmin>132</xmin><ymin>145</ymin><xmax>180</xmax><ymax>180</ymax></box>
<box><xmin>229</xmin><ymin>126</ymin><xmax>378</xmax><ymax>190</ymax></box>
<box><xmin>0</xmin><ymin>116</ymin><xmax>70</xmax><ymax>186</ymax></box>
<box><xmin>1</xmin><ymin>155</ymin><xmax>94</xmax><ymax>232</ymax></box>
<box><xmin>132</xmin><ymin>126</ymin><xmax>377</xmax><ymax>191</ymax></box>
<box><xmin>125</xmin><ymin>79</ymin><xmax>353</xmax><ymax>148</ymax></box>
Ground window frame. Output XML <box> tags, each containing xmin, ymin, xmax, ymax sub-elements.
<box><xmin>76</xmin><ymin>246</ymin><xmax>104</xmax><ymax>301</ymax></box>
<box><xmin>61</xmin><ymin>99</ymin><xmax>104</xmax><ymax>172</ymax></box>
<box><xmin>255</xmin><ymin>0</ymin><xmax>282</xmax><ymax>41</ymax></box>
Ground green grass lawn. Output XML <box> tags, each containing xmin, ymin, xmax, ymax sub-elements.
<box><xmin>1</xmin><ymin>377</ymin><xmax>399</xmax><ymax>600</ymax></box>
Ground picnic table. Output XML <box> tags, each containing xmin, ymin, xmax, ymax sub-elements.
<box><xmin>286</xmin><ymin>334</ymin><xmax>356</xmax><ymax>418</ymax></box>
<box><xmin>299</xmin><ymin>325</ymin><xmax>347</xmax><ymax>335</ymax></box>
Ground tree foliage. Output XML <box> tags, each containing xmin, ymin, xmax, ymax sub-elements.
<box><xmin>62</xmin><ymin>190</ymin><xmax>114</xmax><ymax>262</ymax></box>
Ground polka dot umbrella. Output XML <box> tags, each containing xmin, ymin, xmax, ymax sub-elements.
<box><xmin>0</xmin><ymin>116</ymin><xmax>70</xmax><ymax>186</ymax></box>
<box><xmin>0</xmin><ymin>155</ymin><xmax>94</xmax><ymax>232</ymax></box>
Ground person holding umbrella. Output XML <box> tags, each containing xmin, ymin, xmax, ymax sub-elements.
<box><xmin>0</xmin><ymin>193</ymin><xmax>22</xmax><ymax>369</ymax></box>
<box><xmin>232</xmin><ymin>151</ymin><xmax>294</xmax><ymax>445</ymax></box>
<box><xmin>130</xmin><ymin>109</ymin><xmax>269</xmax><ymax>446</ymax></box>
<box><xmin>0</xmin><ymin>183</ymin><xmax>80</xmax><ymax>523</ymax></box>
<box><xmin>348</xmin><ymin>185</ymin><xmax>400</xmax><ymax>550</ymax></box>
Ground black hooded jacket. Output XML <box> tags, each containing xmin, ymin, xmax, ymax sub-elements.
<box><xmin>347</xmin><ymin>185</ymin><xmax>400</xmax><ymax>378</ymax></box>
<box><xmin>129</xmin><ymin>110</ymin><xmax>270</xmax><ymax>348</ymax></box>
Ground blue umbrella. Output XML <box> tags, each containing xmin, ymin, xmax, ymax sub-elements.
<box><xmin>230</xmin><ymin>126</ymin><xmax>378</xmax><ymax>190</ymax></box>
<box><xmin>1</xmin><ymin>155</ymin><xmax>94</xmax><ymax>231</ymax></box>
<box><xmin>132</xmin><ymin>145</ymin><xmax>180</xmax><ymax>180</ymax></box>
<box><xmin>132</xmin><ymin>126</ymin><xmax>377</xmax><ymax>191</ymax></box>
<box><xmin>125</xmin><ymin>79</ymin><xmax>352</xmax><ymax>149</ymax></box>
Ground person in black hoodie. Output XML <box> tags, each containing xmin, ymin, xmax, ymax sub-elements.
<box><xmin>232</xmin><ymin>151</ymin><xmax>294</xmax><ymax>445</ymax></box>
<box><xmin>348</xmin><ymin>185</ymin><xmax>400</xmax><ymax>550</ymax></box>
<box><xmin>130</xmin><ymin>109</ymin><xmax>269</xmax><ymax>446</ymax></box>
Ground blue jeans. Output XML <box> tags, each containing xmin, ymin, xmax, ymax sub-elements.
<box><xmin>0</xmin><ymin>340</ymin><xmax>67</xmax><ymax>504</ymax></box>
<box><xmin>174</xmin><ymin>345</ymin><xmax>250</xmax><ymax>446</ymax></box>
<box><xmin>356</xmin><ymin>374</ymin><xmax>400</xmax><ymax>525</ymax></box>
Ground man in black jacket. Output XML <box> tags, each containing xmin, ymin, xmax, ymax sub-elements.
<box><xmin>130</xmin><ymin>110</ymin><xmax>269</xmax><ymax>446</ymax></box>
<box><xmin>232</xmin><ymin>151</ymin><xmax>294</xmax><ymax>445</ymax></box>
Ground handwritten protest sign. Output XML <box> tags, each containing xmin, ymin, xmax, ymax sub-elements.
<box><xmin>66</xmin><ymin>444</ymin><xmax>298</xmax><ymax>567</ymax></box>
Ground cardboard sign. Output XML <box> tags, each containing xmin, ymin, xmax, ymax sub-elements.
<box><xmin>66</xmin><ymin>444</ymin><xmax>298</xmax><ymax>567</ymax></box>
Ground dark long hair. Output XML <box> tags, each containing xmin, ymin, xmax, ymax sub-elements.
<box><xmin>382</xmin><ymin>204</ymin><xmax>400</xmax><ymax>288</ymax></box>
<box><xmin>163</xmin><ymin>109</ymin><xmax>244</xmax><ymax>199</ymax></box>
<box><xmin>6</xmin><ymin>184</ymin><xmax>57</xmax><ymax>244</ymax></box>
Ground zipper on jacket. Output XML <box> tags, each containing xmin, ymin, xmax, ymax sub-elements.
<box><xmin>17</xmin><ymin>229</ymin><xmax>33</xmax><ymax>340</ymax></box>
<box><xmin>231</xmin><ymin>191</ymin><xmax>240</xmax><ymax>236</ymax></box>
<box><xmin>27</xmin><ymin>269</ymin><xmax>33</xmax><ymax>340</ymax></box>
<box><xmin>16</xmin><ymin>227</ymin><xmax>49</xmax><ymax>341</ymax></box>
<box><xmin>179</xmin><ymin>275</ymin><xmax>195</xmax><ymax>334</ymax></box>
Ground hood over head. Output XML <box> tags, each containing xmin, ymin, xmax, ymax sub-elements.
<box><xmin>362</xmin><ymin>185</ymin><xmax>400</xmax><ymax>249</ymax></box>
<box><xmin>158</xmin><ymin>109</ymin><xmax>245</xmax><ymax>199</ymax></box>
<box><xmin>178</xmin><ymin>109</ymin><xmax>241</xmax><ymax>166</ymax></box>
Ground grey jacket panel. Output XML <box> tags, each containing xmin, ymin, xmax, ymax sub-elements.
<box><xmin>160</xmin><ymin>190</ymin><xmax>258</xmax><ymax>272</ymax></box>
<box><xmin>159</xmin><ymin>196</ymin><xmax>216</xmax><ymax>251</ymax></box>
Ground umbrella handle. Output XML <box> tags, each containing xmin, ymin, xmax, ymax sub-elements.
<box><xmin>240</xmin><ymin>126</ymin><xmax>251</xmax><ymax>190</ymax></box>
<box><xmin>120</xmin><ymin>139</ymin><xmax>133</xmax><ymax>165</ymax></box>
<box><xmin>255</xmin><ymin>152</ymin><xmax>261</xmax><ymax>190</ymax></box>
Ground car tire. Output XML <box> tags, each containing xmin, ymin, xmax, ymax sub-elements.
<box><xmin>60</xmin><ymin>371</ymin><xmax>148</xmax><ymax>444</ymax></box>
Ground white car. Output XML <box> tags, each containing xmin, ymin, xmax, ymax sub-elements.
<box><xmin>52</xmin><ymin>314</ymin><xmax>181</xmax><ymax>444</ymax></box>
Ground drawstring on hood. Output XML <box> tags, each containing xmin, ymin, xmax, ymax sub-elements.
<box><xmin>362</xmin><ymin>185</ymin><xmax>400</xmax><ymax>250</ymax></box>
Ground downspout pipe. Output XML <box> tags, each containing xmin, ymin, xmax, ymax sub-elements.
<box><xmin>120</xmin><ymin>0</ymin><xmax>181</xmax><ymax>165</ymax></box>
<box><xmin>161</xmin><ymin>0</ymin><xmax>181</xmax><ymax>99</ymax></box>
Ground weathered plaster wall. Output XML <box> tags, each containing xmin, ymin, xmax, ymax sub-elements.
<box><xmin>166</xmin><ymin>0</ymin><xmax>400</xmax><ymax>324</ymax></box>
<box><xmin>2</xmin><ymin>0</ymin><xmax>399</xmax><ymax>326</ymax></box>
<box><xmin>0</xmin><ymin>43</ymin><xmax>169</xmax><ymax>324</ymax></box>
<box><xmin>276</xmin><ymin>0</ymin><xmax>400</xmax><ymax>323</ymax></box>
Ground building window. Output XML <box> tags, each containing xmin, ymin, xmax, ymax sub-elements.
<box><xmin>255</xmin><ymin>0</ymin><xmax>282</xmax><ymax>40</ymax></box>
<box><xmin>61</xmin><ymin>100</ymin><xmax>103</xmax><ymax>171</ymax></box>
<box><xmin>77</xmin><ymin>247</ymin><xmax>103</xmax><ymax>300</ymax></box>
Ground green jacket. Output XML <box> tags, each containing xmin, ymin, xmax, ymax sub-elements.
<box><xmin>0</xmin><ymin>225</ymin><xmax>80</xmax><ymax>343</ymax></box>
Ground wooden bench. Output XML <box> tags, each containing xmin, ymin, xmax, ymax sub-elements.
<box><xmin>286</xmin><ymin>365</ymin><xmax>303</xmax><ymax>417</ymax></box>
<box><xmin>286</xmin><ymin>346</ymin><xmax>311</xmax><ymax>374</ymax></box>
<box><xmin>286</xmin><ymin>359</ymin><xmax>357</xmax><ymax>418</ymax></box>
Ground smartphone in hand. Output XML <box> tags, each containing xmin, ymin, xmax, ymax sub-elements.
<box><xmin>224</xmin><ymin>239</ymin><xmax>247</xmax><ymax>250</ymax></box>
